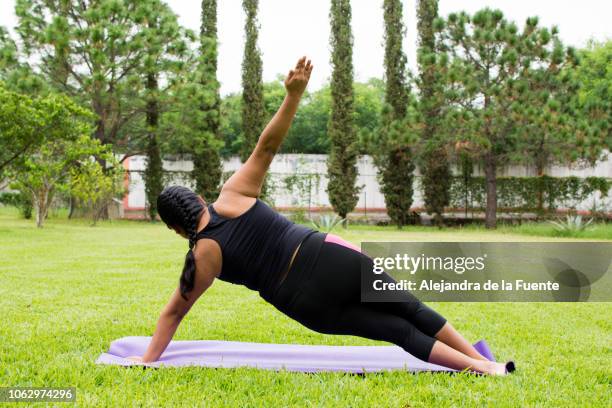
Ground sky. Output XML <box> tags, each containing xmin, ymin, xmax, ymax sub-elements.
<box><xmin>1</xmin><ymin>0</ymin><xmax>610</xmax><ymax>96</ymax></box>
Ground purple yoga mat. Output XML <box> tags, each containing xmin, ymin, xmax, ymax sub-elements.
<box><xmin>473</xmin><ymin>339</ymin><xmax>496</xmax><ymax>362</ymax></box>
<box><xmin>96</xmin><ymin>336</ymin><xmax>495</xmax><ymax>373</ymax></box>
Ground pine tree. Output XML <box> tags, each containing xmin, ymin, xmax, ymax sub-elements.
<box><xmin>16</xmin><ymin>0</ymin><xmax>154</xmax><ymax>154</ymax></box>
<box><xmin>327</xmin><ymin>0</ymin><xmax>359</xmax><ymax>221</ymax></box>
<box><xmin>16</xmin><ymin>0</ymin><xmax>191</xmax><ymax>218</ymax></box>
<box><xmin>192</xmin><ymin>0</ymin><xmax>223</xmax><ymax>203</ymax></box>
<box><xmin>377</xmin><ymin>0</ymin><xmax>415</xmax><ymax>227</ymax></box>
<box><xmin>435</xmin><ymin>9</ymin><xmax>602</xmax><ymax>228</ymax></box>
<box><xmin>417</xmin><ymin>0</ymin><xmax>450</xmax><ymax>226</ymax></box>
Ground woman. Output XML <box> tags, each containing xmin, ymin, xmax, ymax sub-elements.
<box><xmin>131</xmin><ymin>56</ymin><xmax>514</xmax><ymax>375</ymax></box>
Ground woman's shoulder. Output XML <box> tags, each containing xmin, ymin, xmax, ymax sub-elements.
<box><xmin>211</xmin><ymin>191</ymin><xmax>258</xmax><ymax>219</ymax></box>
<box><xmin>192</xmin><ymin>238</ymin><xmax>223</xmax><ymax>279</ymax></box>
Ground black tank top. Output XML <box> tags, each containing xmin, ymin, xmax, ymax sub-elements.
<box><xmin>195</xmin><ymin>198</ymin><xmax>316</xmax><ymax>300</ymax></box>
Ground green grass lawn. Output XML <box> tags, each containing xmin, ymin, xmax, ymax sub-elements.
<box><xmin>0</xmin><ymin>208</ymin><xmax>610</xmax><ymax>407</ymax></box>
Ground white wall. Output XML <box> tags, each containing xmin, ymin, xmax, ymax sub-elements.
<box><xmin>123</xmin><ymin>152</ymin><xmax>612</xmax><ymax>213</ymax></box>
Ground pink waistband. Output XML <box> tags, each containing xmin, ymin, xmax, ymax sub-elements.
<box><xmin>324</xmin><ymin>233</ymin><xmax>362</xmax><ymax>253</ymax></box>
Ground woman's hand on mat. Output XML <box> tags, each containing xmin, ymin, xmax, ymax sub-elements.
<box><xmin>126</xmin><ymin>356</ymin><xmax>143</xmax><ymax>363</ymax></box>
<box><xmin>284</xmin><ymin>56</ymin><xmax>313</xmax><ymax>97</ymax></box>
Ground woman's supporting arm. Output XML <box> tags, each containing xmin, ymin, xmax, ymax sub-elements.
<box><xmin>137</xmin><ymin>241</ymin><xmax>220</xmax><ymax>363</ymax></box>
<box><xmin>141</xmin><ymin>288</ymin><xmax>195</xmax><ymax>363</ymax></box>
<box><xmin>221</xmin><ymin>56</ymin><xmax>313</xmax><ymax>198</ymax></box>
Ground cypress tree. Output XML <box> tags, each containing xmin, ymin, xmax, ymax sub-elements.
<box><xmin>383</xmin><ymin>0</ymin><xmax>409</xmax><ymax>118</ymax></box>
<box><xmin>144</xmin><ymin>86</ymin><xmax>163</xmax><ymax>220</ymax></box>
<box><xmin>417</xmin><ymin>0</ymin><xmax>450</xmax><ymax>226</ymax></box>
<box><xmin>378</xmin><ymin>0</ymin><xmax>415</xmax><ymax>227</ymax></box>
<box><xmin>240</xmin><ymin>0</ymin><xmax>265</xmax><ymax>163</ymax></box>
<box><xmin>327</xmin><ymin>0</ymin><xmax>358</xmax><ymax>221</ymax></box>
<box><xmin>240</xmin><ymin>0</ymin><xmax>271</xmax><ymax>202</ymax></box>
<box><xmin>143</xmin><ymin>65</ymin><xmax>163</xmax><ymax>220</ymax></box>
<box><xmin>192</xmin><ymin>0</ymin><xmax>223</xmax><ymax>203</ymax></box>
<box><xmin>141</xmin><ymin>2</ymin><xmax>187</xmax><ymax>220</ymax></box>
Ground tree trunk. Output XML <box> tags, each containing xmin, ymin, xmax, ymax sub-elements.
<box><xmin>35</xmin><ymin>187</ymin><xmax>50</xmax><ymax>228</ymax></box>
<box><xmin>92</xmin><ymin>203</ymin><xmax>104</xmax><ymax>226</ymax></box>
<box><xmin>68</xmin><ymin>195</ymin><xmax>75</xmax><ymax>219</ymax></box>
<box><xmin>36</xmin><ymin>199</ymin><xmax>44</xmax><ymax>228</ymax></box>
<box><xmin>433</xmin><ymin>213</ymin><xmax>444</xmax><ymax>228</ymax></box>
<box><xmin>93</xmin><ymin>99</ymin><xmax>110</xmax><ymax>220</ymax></box>
<box><xmin>484</xmin><ymin>152</ymin><xmax>497</xmax><ymax>229</ymax></box>
<box><xmin>536</xmin><ymin>162</ymin><xmax>544</xmax><ymax>215</ymax></box>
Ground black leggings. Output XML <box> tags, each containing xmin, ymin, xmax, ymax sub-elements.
<box><xmin>267</xmin><ymin>232</ymin><xmax>447</xmax><ymax>362</ymax></box>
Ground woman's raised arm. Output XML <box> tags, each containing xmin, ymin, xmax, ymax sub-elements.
<box><xmin>221</xmin><ymin>56</ymin><xmax>313</xmax><ymax>198</ymax></box>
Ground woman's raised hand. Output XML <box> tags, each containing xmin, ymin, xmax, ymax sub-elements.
<box><xmin>284</xmin><ymin>56</ymin><xmax>313</xmax><ymax>97</ymax></box>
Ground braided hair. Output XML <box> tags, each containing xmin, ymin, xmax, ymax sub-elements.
<box><xmin>157</xmin><ymin>186</ymin><xmax>206</xmax><ymax>300</ymax></box>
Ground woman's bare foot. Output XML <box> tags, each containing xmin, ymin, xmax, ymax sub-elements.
<box><xmin>428</xmin><ymin>341</ymin><xmax>515</xmax><ymax>376</ymax></box>
<box><xmin>474</xmin><ymin>360</ymin><xmax>512</xmax><ymax>376</ymax></box>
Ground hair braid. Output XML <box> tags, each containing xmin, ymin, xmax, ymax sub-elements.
<box><xmin>157</xmin><ymin>186</ymin><xmax>206</xmax><ymax>299</ymax></box>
